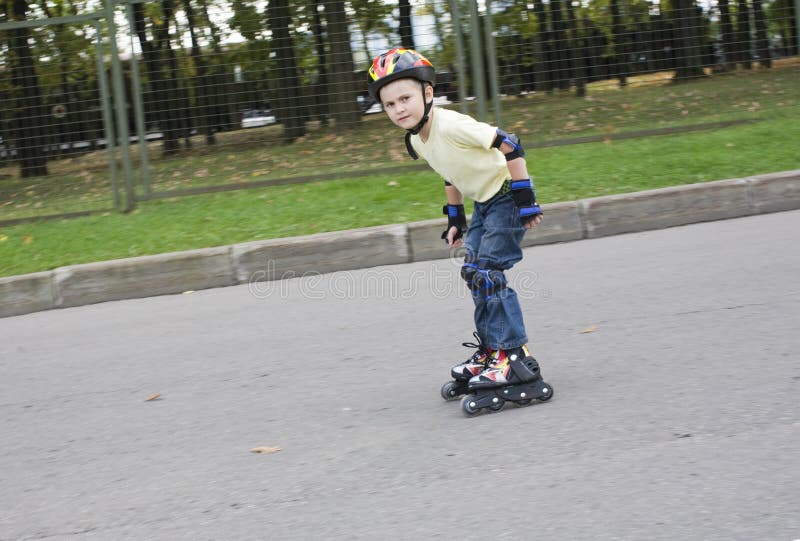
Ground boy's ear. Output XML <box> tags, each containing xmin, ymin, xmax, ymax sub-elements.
<box><xmin>425</xmin><ymin>83</ymin><xmax>435</xmax><ymax>101</ymax></box>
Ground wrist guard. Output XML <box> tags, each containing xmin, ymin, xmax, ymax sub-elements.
<box><xmin>510</xmin><ymin>179</ymin><xmax>543</xmax><ymax>223</ymax></box>
<box><xmin>441</xmin><ymin>204</ymin><xmax>467</xmax><ymax>243</ymax></box>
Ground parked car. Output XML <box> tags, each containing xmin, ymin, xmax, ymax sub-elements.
<box><xmin>241</xmin><ymin>109</ymin><xmax>277</xmax><ymax>128</ymax></box>
<box><xmin>357</xmin><ymin>94</ymin><xmax>382</xmax><ymax>115</ymax></box>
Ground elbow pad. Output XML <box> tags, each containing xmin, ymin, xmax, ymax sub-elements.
<box><xmin>492</xmin><ymin>129</ymin><xmax>525</xmax><ymax>161</ymax></box>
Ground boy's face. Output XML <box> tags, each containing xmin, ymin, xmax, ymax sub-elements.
<box><xmin>380</xmin><ymin>78</ymin><xmax>433</xmax><ymax>131</ymax></box>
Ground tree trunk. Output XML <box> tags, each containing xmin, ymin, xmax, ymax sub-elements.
<box><xmin>183</xmin><ymin>0</ymin><xmax>216</xmax><ymax>145</ymax></box>
<box><xmin>550</xmin><ymin>0</ymin><xmax>570</xmax><ymax>90</ymax></box>
<box><xmin>717</xmin><ymin>0</ymin><xmax>735</xmax><ymax>70</ymax></box>
<box><xmin>311</xmin><ymin>0</ymin><xmax>329</xmax><ymax>125</ymax></box>
<box><xmin>267</xmin><ymin>0</ymin><xmax>307</xmax><ymax>143</ymax></box>
<box><xmin>132</xmin><ymin>3</ymin><xmax>167</xmax><ymax>146</ymax></box>
<box><xmin>752</xmin><ymin>0</ymin><xmax>771</xmax><ymax>68</ymax></box>
<box><xmin>565</xmin><ymin>0</ymin><xmax>587</xmax><ymax>97</ymax></box>
<box><xmin>530</xmin><ymin>0</ymin><xmax>550</xmax><ymax>92</ymax></box>
<box><xmin>398</xmin><ymin>0</ymin><xmax>415</xmax><ymax>49</ymax></box>
<box><xmin>735</xmin><ymin>0</ymin><xmax>752</xmax><ymax>69</ymax></box>
<box><xmin>672</xmin><ymin>0</ymin><xmax>706</xmax><ymax>80</ymax></box>
<box><xmin>6</xmin><ymin>0</ymin><xmax>48</xmax><ymax>177</ymax></box>
<box><xmin>610</xmin><ymin>0</ymin><xmax>628</xmax><ymax>87</ymax></box>
<box><xmin>155</xmin><ymin>0</ymin><xmax>184</xmax><ymax>154</ymax></box>
<box><xmin>199</xmin><ymin>0</ymin><xmax>236</xmax><ymax>131</ymax></box>
<box><xmin>324</xmin><ymin>0</ymin><xmax>361</xmax><ymax>129</ymax></box>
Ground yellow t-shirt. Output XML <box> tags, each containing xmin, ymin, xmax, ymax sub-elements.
<box><xmin>409</xmin><ymin>107</ymin><xmax>509</xmax><ymax>203</ymax></box>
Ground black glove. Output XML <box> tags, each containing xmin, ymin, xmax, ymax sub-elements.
<box><xmin>510</xmin><ymin>179</ymin><xmax>543</xmax><ymax>224</ymax></box>
<box><xmin>441</xmin><ymin>204</ymin><xmax>467</xmax><ymax>244</ymax></box>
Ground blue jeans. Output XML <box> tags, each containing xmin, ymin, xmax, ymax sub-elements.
<box><xmin>464</xmin><ymin>193</ymin><xmax>528</xmax><ymax>351</ymax></box>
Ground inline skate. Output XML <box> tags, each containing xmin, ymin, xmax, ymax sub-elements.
<box><xmin>460</xmin><ymin>346</ymin><xmax>553</xmax><ymax>416</ymax></box>
<box><xmin>440</xmin><ymin>332</ymin><xmax>494</xmax><ymax>401</ymax></box>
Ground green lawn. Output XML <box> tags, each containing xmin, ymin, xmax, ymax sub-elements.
<box><xmin>1</xmin><ymin>63</ymin><xmax>798</xmax><ymax>277</ymax></box>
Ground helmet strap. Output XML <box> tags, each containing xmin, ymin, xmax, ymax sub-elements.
<box><xmin>407</xmin><ymin>81</ymin><xmax>433</xmax><ymax>136</ymax></box>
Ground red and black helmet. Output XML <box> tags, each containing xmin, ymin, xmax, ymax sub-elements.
<box><xmin>368</xmin><ymin>48</ymin><xmax>436</xmax><ymax>100</ymax></box>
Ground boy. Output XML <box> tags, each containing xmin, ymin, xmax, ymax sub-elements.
<box><xmin>368</xmin><ymin>48</ymin><xmax>551</xmax><ymax>412</ymax></box>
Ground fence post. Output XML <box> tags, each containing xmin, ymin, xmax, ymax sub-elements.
<box><xmin>448</xmin><ymin>0</ymin><xmax>469</xmax><ymax>114</ymax></box>
<box><xmin>125</xmin><ymin>0</ymin><xmax>151</xmax><ymax>198</ymax></box>
<box><xmin>467</xmin><ymin>0</ymin><xmax>488</xmax><ymax>121</ymax></box>
<box><xmin>104</xmin><ymin>0</ymin><xmax>136</xmax><ymax>212</ymax></box>
<box><xmin>94</xmin><ymin>19</ymin><xmax>120</xmax><ymax>210</ymax></box>
<box><xmin>483</xmin><ymin>0</ymin><xmax>502</xmax><ymax>127</ymax></box>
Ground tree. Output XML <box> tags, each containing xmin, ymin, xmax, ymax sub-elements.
<box><xmin>132</xmin><ymin>0</ymin><xmax>186</xmax><ymax>156</ymax></box>
<box><xmin>183</xmin><ymin>0</ymin><xmax>216</xmax><ymax>145</ymax></box>
<box><xmin>398</xmin><ymin>0</ymin><xmax>414</xmax><ymax>49</ymax></box>
<box><xmin>550</xmin><ymin>0</ymin><xmax>570</xmax><ymax>90</ymax></box>
<box><xmin>565</xmin><ymin>0</ymin><xmax>587</xmax><ymax>96</ymax></box>
<box><xmin>765</xmin><ymin>0</ymin><xmax>797</xmax><ymax>55</ymax></box>
<box><xmin>350</xmin><ymin>0</ymin><xmax>392</xmax><ymax>60</ymax></box>
<box><xmin>310</xmin><ymin>0</ymin><xmax>329</xmax><ymax>124</ymax></box>
<box><xmin>718</xmin><ymin>0</ymin><xmax>736</xmax><ymax>69</ymax></box>
<box><xmin>610</xmin><ymin>0</ymin><xmax>629</xmax><ymax>86</ymax></box>
<box><xmin>323</xmin><ymin>0</ymin><xmax>361</xmax><ymax>128</ymax></box>
<box><xmin>671</xmin><ymin>0</ymin><xmax>707</xmax><ymax>80</ymax></box>
<box><xmin>752</xmin><ymin>0</ymin><xmax>771</xmax><ymax>67</ymax></box>
<box><xmin>3</xmin><ymin>0</ymin><xmax>48</xmax><ymax>177</ymax></box>
<box><xmin>267</xmin><ymin>0</ymin><xmax>307</xmax><ymax>142</ymax></box>
<box><xmin>735</xmin><ymin>0</ymin><xmax>752</xmax><ymax>69</ymax></box>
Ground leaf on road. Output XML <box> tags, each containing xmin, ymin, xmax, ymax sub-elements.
<box><xmin>250</xmin><ymin>446</ymin><xmax>282</xmax><ymax>454</ymax></box>
<box><xmin>145</xmin><ymin>393</ymin><xmax>162</xmax><ymax>401</ymax></box>
<box><xmin>580</xmin><ymin>325</ymin><xmax>597</xmax><ymax>334</ymax></box>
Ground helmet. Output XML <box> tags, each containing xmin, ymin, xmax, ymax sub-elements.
<box><xmin>368</xmin><ymin>48</ymin><xmax>436</xmax><ymax>100</ymax></box>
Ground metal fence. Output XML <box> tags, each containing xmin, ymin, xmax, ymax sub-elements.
<box><xmin>1</xmin><ymin>0</ymin><xmax>798</xmax><ymax>225</ymax></box>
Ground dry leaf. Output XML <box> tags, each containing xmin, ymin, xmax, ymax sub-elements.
<box><xmin>250</xmin><ymin>446</ymin><xmax>282</xmax><ymax>454</ymax></box>
<box><xmin>22</xmin><ymin>235</ymin><xmax>33</xmax><ymax>245</ymax></box>
<box><xmin>145</xmin><ymin>393</ymin><xmax>162</xmax><ymax>401</ymax></box>
<box><xmin>580</xmin><ymin>325</ymin><xmax>597</xmax><ymax>334</ymax></box>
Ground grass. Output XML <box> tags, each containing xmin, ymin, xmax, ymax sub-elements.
<box><xmin>1</xmin><ymin>61</ymin><xmax>799</xmax><ymax>277</ymax></box>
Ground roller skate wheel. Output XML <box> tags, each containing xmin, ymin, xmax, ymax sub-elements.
<box><xmin>440</xmin><ymin>381</ymin><xmax>460</xmax><ymax>401</ymax></box>
<box><xmin>539</xmin><ymin>384</ymin><xmax>554</xmax><ymax>402</ymax></box>
<box><xmin>488</xmin><ymin>398</ymin><xmax>505</xmax><ymax>412</ymax></box>
<box><xmin>460</xmin><ymin>395</ymin><xmax>481</xmax><ymax>416</ymax></box>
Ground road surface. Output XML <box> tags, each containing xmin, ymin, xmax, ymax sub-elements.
<box><xmin>1</xmin><ymin>210</ymin><xmax>798</xmax><ymax>540</ymax></box>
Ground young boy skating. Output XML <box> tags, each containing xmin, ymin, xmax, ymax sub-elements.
<box><xmin>368</xmin><ymin>48</ymin><xmax>553</xmax><ymax>414</ymax></box>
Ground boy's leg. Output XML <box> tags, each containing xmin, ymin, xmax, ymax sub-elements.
<box><xmin>462</xmin><ymin>204</ymin><xmax>488</xmax><ymax>344</ymax></box>
<box><xmin>472</xmin><ymin>196</ymin><xmax>528</xmax><ymax>351</ymax></box>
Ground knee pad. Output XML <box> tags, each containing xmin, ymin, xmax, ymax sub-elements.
<box><xmin>461</xmin><ymin>262</ymin><xmax>478</xmax><ymax>289</ymax></box>
<box><xmin>472</xmin><ymin>265</ymin><xmax>508</xmax><ymax>297</ymax></box>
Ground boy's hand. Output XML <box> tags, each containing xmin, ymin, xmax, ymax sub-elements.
<box><xmin>511</xmin><ymin>179</ymin><xmax>543</xmax><ymax>228</ymax></box>
<box><xmin>445</xmin><ymin>226</ymin><xmax>464</xmax><ymax>248</ymax></box>
<box><xmin>441</xmin><ymin>204</ymin><xmax>467</xmax><ymax>246</ymax></box>
<box><xmin>524</xmin><ymin>214</ymin><xmax>543</xmax><ymax>230</ymax></box>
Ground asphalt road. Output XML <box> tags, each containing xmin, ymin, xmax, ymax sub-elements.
<box><xmin>2</xmin><ymin>211</ymin><xmax>798</xmax><ymax>541</ymax></box>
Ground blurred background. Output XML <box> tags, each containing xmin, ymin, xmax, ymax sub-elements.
<box><xmin>0</xmin><ymin>0</ymin><xmax>798</xmax><ymax>251</ymax></box>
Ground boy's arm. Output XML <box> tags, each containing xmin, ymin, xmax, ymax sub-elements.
<box><xmin>443</xmin><ymin>184</ymin><xmax>465</xmax><ymax>247</ymax></box>
<box><xmin>498</xmin><ymin>140</ymin><xmax>543</xmax><ymax>230</ymax></box>
<box><xmin>445</xmin><ymin>183</ymin><xmax>464</xmax><ymax>206</ymax></box>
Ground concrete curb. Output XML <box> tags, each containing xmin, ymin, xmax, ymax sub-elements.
<box><xmin>2</xmin><ymin>170</ymin><xmax>798</xmax><ymax>318</ymax></box>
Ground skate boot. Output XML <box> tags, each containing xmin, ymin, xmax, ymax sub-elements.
<box><xmin>440</xmin><ymin>332</ymin><xmax>494</xmax><ymax>401</ymax></box>
<box><xmin>460</xmin><ymin>346</ymin><xmax>554</xmax><ymax>416</ymax></box>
